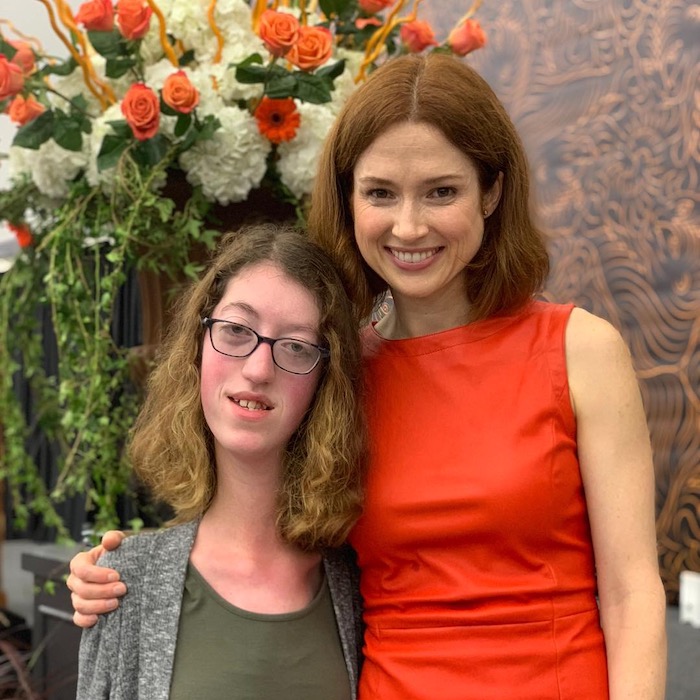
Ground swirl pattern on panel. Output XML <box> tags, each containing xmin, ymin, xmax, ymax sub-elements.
<box><xmin>422</xmin><ymin>0</ymin><xmax>699</xmax><ymax>601</ymax></box>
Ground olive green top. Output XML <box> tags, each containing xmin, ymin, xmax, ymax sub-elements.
<box><xmin>169</xmin><ymin>563</ymin><xmax>352</xmax><ymax>700</ymax></box>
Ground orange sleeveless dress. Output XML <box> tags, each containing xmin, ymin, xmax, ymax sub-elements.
<box><xmin>349</xmin><ymin>302</ymin><xmax>609</xmax><ymax>699</ymax></box>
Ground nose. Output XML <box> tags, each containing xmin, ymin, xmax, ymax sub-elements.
<box><xmin>241</xmin><ymin>341</ymin><xmax>276</xmax><ymax>383</ymax></box>
<box><xmin>392</xmin><ymin>199</ymin><xmax>428</xmax><ymax>242</ymax></box>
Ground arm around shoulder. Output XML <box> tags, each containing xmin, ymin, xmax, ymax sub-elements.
<box><xmin>565</xmin><ymin>309</ymin><xmax>667</xmax><ymax>700</ymax></box>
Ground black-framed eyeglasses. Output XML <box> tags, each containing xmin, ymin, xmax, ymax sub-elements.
<box><xmin>202</xmin><ymin>318</ymin><xmax>329</xmax><ymax>375</ymax></box>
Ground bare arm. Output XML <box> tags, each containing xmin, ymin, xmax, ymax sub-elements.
<box><xmin>66</xmin><ymin>530</ymin><xmax>128</xmax><ymax>628</ymax></box>
<box><xmin>566</xmin><ymin>308</ymin><xmax>667</xmax><ymax>700</ymax></box>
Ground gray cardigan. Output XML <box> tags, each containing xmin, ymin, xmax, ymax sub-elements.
<box><xmin>77</xmin><ymin>521</ymin><xmax>363</xmax><ymax>699</ymax></box>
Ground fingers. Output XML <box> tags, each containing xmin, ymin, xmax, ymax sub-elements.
<box><xmin>68</xmin><ymin>547</ymin><xmax>116</xmax><ymax>584</ymax></box>
<box><xmin>69</xmin><ymin>587</ymin><xmax>122</xmax><ymax>616</ymax></box>
<box><xmin>101</xmin><ymin>530</ymin><xmax>126</xmax><ymax>551</ymax></box>
<box><xmin>72</xmin><ymin>610</ymin><xmax>99</xmax><ymax>629</ymax></box>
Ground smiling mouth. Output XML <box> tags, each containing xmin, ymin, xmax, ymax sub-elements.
<box><xmin>232</xmin><ymin>398</ymin><xmax>271</xmax><ymax>411</ymax></box>
<box><xmin>389</xmin><ymin>247</ymin><xmax>441</xmax><ymax>263</ymax></box>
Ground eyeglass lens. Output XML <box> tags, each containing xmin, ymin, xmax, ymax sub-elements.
<box><xmin>209</xmin><ymin>321</ymin><xmax>321</xmax><ymax>374</ymax></box>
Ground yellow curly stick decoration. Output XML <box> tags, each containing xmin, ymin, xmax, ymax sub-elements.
<box><xmin>206</xmin><ymin>0</ymin><xmax>225</xmax><ymax>64</ymax></box>
<box><xmin>455</xmin><ymin>0</ymin><xmax>483</xmax><ymax>26</ymax></box>
<box><xmin>0</xmin><ymin>20</ymin><xmax>43</xmax><ymax>52</ymax></box>
<box><xmin>356</xmin><ymin>0</ymin><xmax>414</xmax><ymax>83</ymax></box>
<box><xmin>36</xmin><ymin>0</ymin><xmax>111</xmax><ymax>109</ymax></box>
<box><xmin>252</xmin><ymin>0</ymin><xmax>268</xmax><ymax>32</ymax></box>
<box><xmin>299</xmin><ymin>0</ymin><xmax>307</xmax><ymax>26</ymax></box>
<box><xmin>144</xmin><ymin>0</ymin><xmax>179</xmax><ymax>67</ymax></box>
<box><xmin>55</xmin><ymin>0</ymin><xmax>117</xmax><ymax>105</ymax></box>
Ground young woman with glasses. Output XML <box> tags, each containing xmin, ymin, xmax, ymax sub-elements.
<box><xmin>75</xmin><ymin>224</ymin><xmax>365</xmax><ymax>699</ymax></box>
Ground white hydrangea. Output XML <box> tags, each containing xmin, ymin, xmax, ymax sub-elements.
<box><xmin>178</xmin><ymin>104</ymin><xmax>270</xmax><ymax>204</ymax></box>
<box><xmin>331</xmin><ymin>49</ymin><xmax>366</xmax><ymax>114</ymax></box>
<box><xmin>9</xmin><ymin>141</ymin><xmax>88</xmax><ymax>200</ymax></box>
<box><xmin>86</xmin><ymin>103</ymin><xmax>124</xmax><ymax>190</ymax></box>
<box><xmin>277</xmin><ymin>102</ymin><xmax>337</xmax><ymax>200</ymax></box>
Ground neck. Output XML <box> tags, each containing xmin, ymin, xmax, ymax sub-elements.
<box><xmin>376</xmin><ymin>292</ymin><xmax>472</xmax><ymax>339</ymax></box>
<box><xmin>202</xmin><ymin>449</ymin><xmax>284</xmax><ymax>552</ymax></box>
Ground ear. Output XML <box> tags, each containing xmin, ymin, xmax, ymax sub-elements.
<box><xmin>482</xmin><ymin>172</ymin><xmax>504</xmax><ymax>218</ymax></box>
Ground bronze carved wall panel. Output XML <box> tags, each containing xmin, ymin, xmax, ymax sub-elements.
<box><xmin>422</xmin><ymin>0</ymin><xmax>700</xmax><ymax>600</ymax></box>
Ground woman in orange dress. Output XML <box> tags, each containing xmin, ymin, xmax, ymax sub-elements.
<box><xmin>67</xmin><ymin>53</ymin><xmax>666</xmax><ymax>699</ymax></box>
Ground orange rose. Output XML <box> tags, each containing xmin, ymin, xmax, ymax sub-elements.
<box><xmin>254</xmin><ymin>96</ymin><xmax>300</xmax><ymax>144</ymax></box>
<box><xmin>121</xmin><ymin>83</ymin><xmax>160</xmax><ymax>141</ymax></box>
<box><xmin>75</xmin><ymin>0</ymin><xmax>115</xmax><ymax>32</ymax></box>
<box><xmin>358</xmin><ymin>0</ymin><xmax>395</xmax><ymax>14</ymax></box>
<box><xmin>8</xmin><ymin>222</ymin><xmax>33</xmax><ymax>248</ymax></box>
<box><xmin>287</xmin><ymin>26</ymin><xmax>333</xmax><ymax>72</ymax></box>
<box><xmin>116</xmin><ymin>0</ymin><xmax>152</xmax><ymax>41</ymax></box>
<box><xmin>7</xmin><ymin>94</ymin><xmax>46</xmax><ymax>126</ymax></box>
<box><xmin>162</xmin><ymin>70</ymin><xmax>199</xmax><ymax>114</ymax></box>
<box><xmin>400</xmin><ymin>20</ymin><xmax>437</xmax><ymax>53</ymax></box>
<box><xmin>0</xmin><ymin>55</ymin><xmax>24</xmax><ymax>101</ymax></box>
<box><xmin>448</xmin><ymin>19</ymin><xmax>487</xmax><ymax>57</ymax></box>
<box><xmin>258</xmin><ymin>9</ymin><xmax>300</xmax><ymax>58</ymax></box>
<box><xmin>9</xmin><ymin>41</ymin><xmax>36</xmax><ymax>75</ymax></box>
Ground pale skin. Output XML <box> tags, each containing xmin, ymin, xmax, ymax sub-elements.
<box><xmin>68</xmin><ymin>122</ymin><xmax>666</xmax><ymax>698</ymax></box>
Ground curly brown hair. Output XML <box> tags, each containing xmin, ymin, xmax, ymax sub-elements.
<box><xmin>308</xmin><ymin>52</ymin><xmax>550</xmax><ymax>323</ymax></box>
<box><xmin>128</xmin><ymin>224</ymin><xmax>365</xmax><ymax>551</ymax></box>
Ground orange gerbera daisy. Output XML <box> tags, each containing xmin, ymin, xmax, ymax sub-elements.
<box><xmin>254</xmin><ymin>97</ymin><xmax>300</xmax><ymax>144</ymax></box>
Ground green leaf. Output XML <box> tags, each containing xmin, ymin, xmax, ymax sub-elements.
<box><xmin>133</xmin><ymin>133</ymin><xmax>168</xmax><ymax>167</ymax></box>
<box><xmin>174</xmin><ymin>113</ymin><xmax>192</xmax><ymax>138</ymax></box>
<box><xmin>0</xmin><ymin>36</ymin><xmax>18</xmax><ymax>60</ymax></box>
<box><xmin>160</xmin><ymin>99</ymin><xmax>178</xmax><ymax>117</ymax></box>
<box><xmin>195</xmin><ymin>115</ymin><xmax>221</xmax><ymax>142</ymax></box>
<box><xmin>87</xmin><ymin>29</ymin><xmax>124</xmax><ymax>59</ymax></box>
<box><xmin>293</xmin><ymin>73</ymin><xmax>333</xmax><ymax>104</ymax></box>
<box><xmin>264</xmin><ymin>74</ymin><xmax>298</xmax><ymax>100</ymax></box>
<box><xmin>106</xmin><ymin>119</ymin><xmax>132</xmax><ymax>139</ymax></box>
<box><xmin>179</xmin><ymin>49</ymin><xmax>195</xmax><ymax>67</ymax></box>
<box><xmin>235</xmin><ymin>63</ymin><xmax>269</xmax><ymax>85</ymax></box>
<box><xmin>42</xmin><ymin>57</ymin><xmax>79</xmax><ymax>77</ymax></box>
<box><xmin>53</xmin><ymin>116</ymin><xmax>83</xmax><ymax>152</ymax></box>
<box><xmin>236</xmin><ymin>53</ymin><xmax>264</xmax><ymax>68</ymax></box>
<box><xmin>315</xmin><ymin>59</ymin><xmax>346</xmax><ymax>80</ymax></box>
<box><xmin>105</xmin><ymin>56</ymin><xmax>137</xmax><ymax>79</ymax></box>
<box><xmin>97</xmin><ymin>134</ymin><xmax>129</xmax><ymax>171</ymax></box>
<box><xmin>319</xmin><ymin>0</ymin><xmax>354</xmax><ymax>18</ymax></box>
<box><xmin>12</xmin><ymin>111</ymin><xmax>55</xmax><ymax>150</ymax></box>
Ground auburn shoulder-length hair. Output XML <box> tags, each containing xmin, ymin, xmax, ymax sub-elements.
<box><xmin>128</xmin><ymin>224</ymin><xmax>365</xmax><ymax>552</ymax></box>
<box><xmin>308</xmin><ymin>52</ymin><xmax>549</xmax><ymax>323</ymax></box>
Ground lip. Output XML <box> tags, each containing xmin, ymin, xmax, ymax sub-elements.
<box><xmin>386</xmin><ymin>246</ymin><xmax>442</xmax><ymax>270</ymax></box>
<box><xmin>228</xmin><ymin>391</ymin><xmax>274</xmax><ymax>417</ymax></box>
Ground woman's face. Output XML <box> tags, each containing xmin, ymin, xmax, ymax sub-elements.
<box><xmin>200</xmin><ymin>262</ymin><xmax>322</xmax><ymax>467</ymax></box>
<box><xmin>351</xmin><ymin>121</ymin><xmax>501</xmax><ymax>314</ymax></box>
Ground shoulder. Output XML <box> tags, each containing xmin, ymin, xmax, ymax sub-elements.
<box><xmin>97</xmin><ymin>521</ymin><xmax>198</xmax><ymax>579</ymax></box>
<box><xmin>565</xmin><ymin>308</ymin><xmax>631</xmax><ymax>378</ymax></box>
<box><xmin>564</xmin><ymin>308</ymin><xmax>637</xmax><ymax>417</ymax></box>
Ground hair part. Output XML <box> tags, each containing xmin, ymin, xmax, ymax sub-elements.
<box><xmin>308</xmin><ymin>52</ymin><xmax>550</xmax><ymax>323</ymax></box>
<box><xmin>128</xmin><ymin>224</ymin><xmax>365</xmax><ymax>551</ymax></box>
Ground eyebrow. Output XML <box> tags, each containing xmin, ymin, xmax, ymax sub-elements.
<box><xmin>217</xmin><ymin>302</ymin><xmax>319</xmax><ymax>336</ymax></box>
<box><xmin>356</xmin><ymin>174</ymin><xmax>466</xmax><ymax>186</ymax></box>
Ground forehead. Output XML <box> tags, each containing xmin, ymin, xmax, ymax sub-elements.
<box><xmin>215</xmin><ymin>262</ymin><xmax>320</xmax><ymax>330</ymax></box>
<box><xmin>354</xmin><ymin>121</ymin><xmax>476</xmax><ymax>178</ymax></box>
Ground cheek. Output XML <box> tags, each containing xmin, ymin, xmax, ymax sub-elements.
<box><xmin>199</xmin><ymin>346</ymin><xmax>226</xmax><ymax>414</ymax></box>
<box><xmin>285</xmin><ymin>374</ymin><xmax>321</xmax><ymax>429</ymax></box>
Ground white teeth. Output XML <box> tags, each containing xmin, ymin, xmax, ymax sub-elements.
<box><xmin>235</xmin><ymin>399</ymin><xmax>270</xmax><ymax>411</ymax></box>
<box><xmin>391</xmin><ymin>248</ymin><xmax>438</xmax><ymax>263</ymax></box>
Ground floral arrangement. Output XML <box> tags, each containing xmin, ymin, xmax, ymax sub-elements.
<box><xmin>0</xmin><ymin>0</ymin><xmax>485</xmax><ymax>540</ymax></box>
